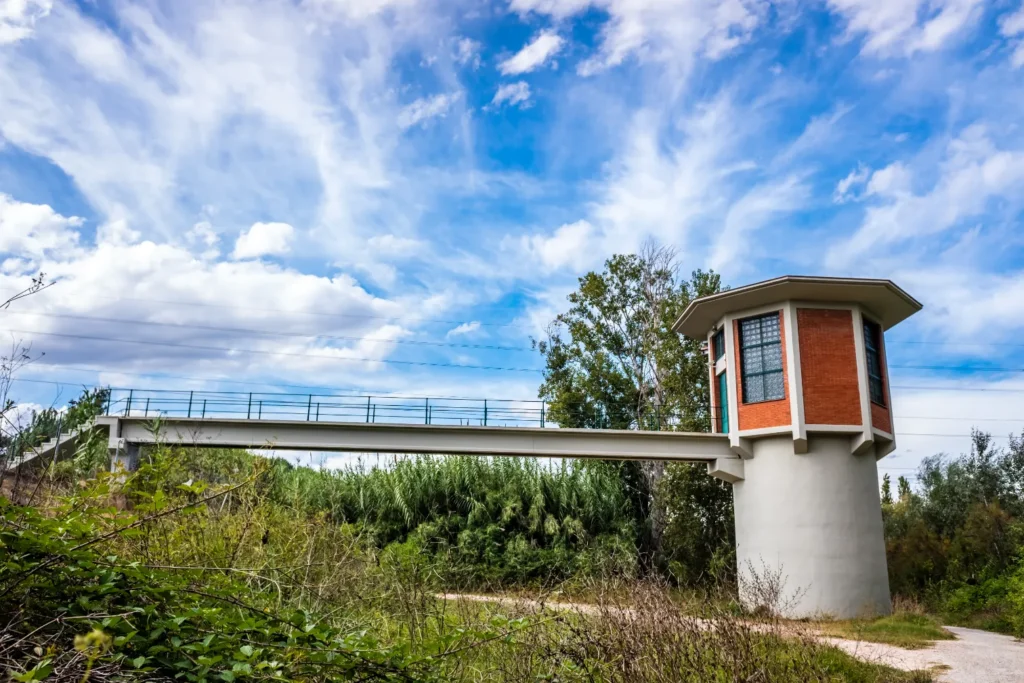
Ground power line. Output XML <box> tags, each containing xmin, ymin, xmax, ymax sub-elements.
<box><xmin>3</xmin><ymin>311</ymin><xmax>535</xmax><ymax>352</ymax></box>
<box><xmin>10</xmin><ymin>325</ymin><xmax>1024</xmax><ymax>377</ymax></box>
<box><xmin>0</xmin><ymin>329</ymin><xmax>545</xmax><ymax>373</ymax></box>
<box><xmin>7</xmin><ymin>288</ymin><xmax>532</xmax><ymax>330</ymax></box>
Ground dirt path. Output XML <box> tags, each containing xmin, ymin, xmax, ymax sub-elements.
<box><xmin>439</xmin><ymin>594</ymin><xmax>1024</xmax><ymax>682</ymax></box>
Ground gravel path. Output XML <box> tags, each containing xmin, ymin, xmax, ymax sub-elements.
<box><xmin>440</xmin><ymin>594</ymin><xmax>1024</xmax><ymax>682</ymax></box>
<box><xmin>825</xmin><ymin>626</ymin><xmax>1024</xmax><ymax>683</ymax></box>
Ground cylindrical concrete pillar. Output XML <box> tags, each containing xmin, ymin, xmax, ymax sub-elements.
<box><xmin>732</xmin><ymin>434</ymin><xmax>890</xmax><ymax>618</ymax></box>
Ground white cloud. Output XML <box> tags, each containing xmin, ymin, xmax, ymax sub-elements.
<box><xmin>1001</xmin><ymin>5</ymin><xmax>1024</xmax><ymax>68</ymax></box>
<box><xmin>454</xmin><ymin>37</ymin><xmax>482</xmax><ymax>68</ymax></box>
<box><xmin>0</xmin><ymin>0</ymin><xmax>51</xmax><ymax>44</ymax></box>
<box><xmin>446</xmin><ymin>321</ymin><xmax>481</xmax><ymax>338</ymax></box>
<box><xmin>0</xmin><ymin>193</ymin><xmax>82</xmax><ymax>260</ymax></box>
<box><xmin>511</xmin><ymin>0</ymin><xmax>763</xmax><ymax>76</ymax></box>
<box><xmin>828</xmin><ymin>125</ymin><xmax>1024</xmax><ymax>267</ymax></box>
<box><xmin>0</xmin><ymin>0</ymin><xmax>447</xmax><ymax>259</ymax></box>
<box><xmin>97</xmin><ymin>220</ymin><xmax>141</xmax><ymax>247</ymax></box>
<box><xmin>708</xmin><ymin>175</ymin><xmax>809</xmax><ymax>274</ymax></box>
<box><xmin>517</xmin><ymin>220</ymin><xmax>595</xmax><ymax>272</ymax></box>
<box><xmin>397</xmin><ymin>92</ymin><xmax>459</xmax><ymax>129</ymax></box>
<box><xmin>590</xmin><ymin>96</ymin><xmax>749</xmax><ymax>255</ymax></box>
<box><xmin>498</xmin><ymin>30</ymin><xmax>564</xmax><ymax>75</ymax></box>
<box><xmin>186</xmin><ymin>222</ymin><xmax>221</xmax><ymax>260</ymax></box>
<box><xmin>490</xmin><ymin>81</ymin><xmax>532</xmax><ymax>108</ymax></box>
<box><xmin>826</xmin><ymin>0</ymin><xmax>985</xmax><ymax>55</ymax></box>
<box><xmin>232</xmin><ymin>222</ymin><xmax>295</xmax><ymax>260</ymax></box>
<box><xmin>0</xmin><ymin>196</ymin><xmax>424</xmax><ymax>381</ymax></box>
<box><xmin>367</xmin><ymin>234</ymin><xmax>425</xmax><ymax>257</ymax></box>
<box><xmin>834</xmin><ymin>163</ymin><xmax>870</xmax><ymax>202</ymax></box>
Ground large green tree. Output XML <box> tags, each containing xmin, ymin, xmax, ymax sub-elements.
<box><xmin>535</xmin><ymin>242</ymin><xmax>732</xmax><ymax>576</ymax></box>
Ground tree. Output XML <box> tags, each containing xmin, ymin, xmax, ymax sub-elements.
<box><xmin>881</xmin><ymin>473</ymin><xmax>893</xmax><ymax>505</ymax></box>
<box><xmin>898</xmin><ymin>475</ymin><xmax>912</xmax><ymax>502</ymax></box>
<box><xmin>535</xmin><ymin>242</ymin><xmax>727</xmax><ymax>574</ymax></box>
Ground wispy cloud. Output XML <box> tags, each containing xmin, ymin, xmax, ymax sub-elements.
<box><xmin>490</xmin><ymin>81</ymin><xmax>532</xmax><ymax>108</ymax></box>
<box><xmin>499</xmin><ymin>30</ymin><xmax>564</xmax><ymax>75</ymax></box>
<box><xmin>446</xmin><ymin>321</ymin><xmax>482</xmax><ymax>338</ymax></box>
<box><xmin>398</xmin><ymin>92</ymin><xmax>460</xmax><ymax>129</ymax></box>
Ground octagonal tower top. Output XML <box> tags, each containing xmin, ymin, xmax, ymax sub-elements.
<box><xmin>673</xmin><ymin>276</ymin><xmax>921</xmax><ymax>338</ymax></box>
<box><xmin>672</xmin><ymin>276</ymin><xmax>922</xmax><ymax>460</ymax></box>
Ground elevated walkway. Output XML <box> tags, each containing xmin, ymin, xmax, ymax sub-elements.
<box><xmin>96</xmin><ymin>415</ymin><xmax>735</xmax><ymax>462</ymax></box>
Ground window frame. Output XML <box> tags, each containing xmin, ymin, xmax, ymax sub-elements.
<box><xmin>863</xmin><ymin>318</ymin><xmax>886</xmax><ymax>407</ymax></box>
<box><xmin>738</xmin><ymin>312</ymin><xmax>786</xmax><ymax>404</ymax></box>
<box><xmin>712</xmin><ymin>329</ymin><xmax>725</xmax><ymax>361</ymax></box>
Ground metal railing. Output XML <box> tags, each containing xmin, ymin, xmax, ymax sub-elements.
<box><xmin>105</xmin><ymin>388</ymin><xmax>548</xmax><ymax>428</ymax></box>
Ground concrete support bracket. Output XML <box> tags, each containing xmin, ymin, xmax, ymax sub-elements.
<box><xmin>730</xmin><ymin>436</ymin><xmax>753</xmax><ymax>459</ymax></box>
<box><xmin>850</xmin><ymin>431</ymin><xmax>874</xmax><ymax>456</ymax></box>
<box><xmin>707</xmin><ymin>457</ymin><xmax>745</xmax><ymax>483</ymax></box>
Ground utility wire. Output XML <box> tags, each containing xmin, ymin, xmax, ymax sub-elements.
<box><xmin>0</xmin><ymin>329</ymin><xmax>544</xmax><ymax>373</ymax></box>
<box><xmin>3</xmin><ymin>311</ymin><xmax>535</xmax><ymax>352</ymax></box>
<box><xmin>6</xmin><ymin>288</ymin><xmax>531</xmax><ymax>329</ymax></box>
<box><xmin>8</xmin><ymin>325</ymin><xmax>1024</xmax><ymax>376</ymax></box>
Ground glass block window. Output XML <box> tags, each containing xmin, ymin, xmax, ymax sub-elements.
<box><xmin>712</xmin><ymin>330</ymin><xmax>725</xmax><ymax>361</ymax></box>
<box><xmin>739</xmin><ymin>313</ymin><xmax>785</xmax><ymax>403</ymax></box>
<box><xmin>864</xmin><ymin>320</ymin><xmax>885</xmax><ymax>406</ymax></box>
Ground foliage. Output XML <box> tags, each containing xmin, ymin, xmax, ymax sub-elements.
<box><xmin>814</xmin><ymin>613</ymin><xmax>954</xmax><ymax>650</ymax></box>
<box><xmin>883</xmin><ymin>429</ymin><xmax>1024</xmax><ymax>635</ymax></box>
<box><xmin>0</xmin><ymin>443</ymin><xmax>932</xmax><ymax>683</ymax></box>
<box><xmin>535</xmin><ymin>242</ymin><xmax>727</xmax><ymax>574</ymax></box>
<box><xmin>268</xmin><ymin>454</ymin><xmax>638</xmax><ymax>587</ymax></box>
<box><xmin>0</xmin><ymin>473</ymin><xmax>431</xmax><ymax>682</ymax></box>
<box><xmin>1</xmin><ymin>386</ymin><xmax>110</xmax><ymax>477</ymax></box>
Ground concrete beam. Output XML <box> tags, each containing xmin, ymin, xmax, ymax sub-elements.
<box><xmin>95</xmin><ymin>416</ymin><xmax>735</xmax><ymax>462</ymax></box>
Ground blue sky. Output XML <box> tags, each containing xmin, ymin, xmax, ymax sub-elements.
<box><xmin>2</xmin><ymin>0</ymin><xmax>1024</xmax><ymax>475</ymax></box>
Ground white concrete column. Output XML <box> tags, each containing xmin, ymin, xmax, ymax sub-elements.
<box><xmin>731</xmin><ymin>434</ymin><xmax>891</xmax><ymax>618</ymax></box>
<box><xmin>110</xmin><ymin>441</ymin><xmax>140</xmax><ymax>473</ymax></box>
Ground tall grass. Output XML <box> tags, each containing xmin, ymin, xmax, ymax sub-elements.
<box><xmin>267</xmin><ymin>454</ymin><xmax>639</xmax><ymax>586</ymax></box>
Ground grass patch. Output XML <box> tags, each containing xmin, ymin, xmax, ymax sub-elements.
<box><xmin>814</xmin><ymin>613</ymin><xmax>955</xmax><ymax>649</ymax></box>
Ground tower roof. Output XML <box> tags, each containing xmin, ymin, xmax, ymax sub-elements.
<box><xmin>673</xmin><ymin>275</ymin><xmax>922</xmax><ymax>339</ymax></box>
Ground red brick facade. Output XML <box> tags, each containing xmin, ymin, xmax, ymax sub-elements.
<box><xmin>733</xmin><ymin>312</ymin><xmax>791</xmax><ymax>431</ymax></box>
<box><xmin>798</xmin><ymin>309</ymin><xmax>862</xmax><ymax>426</ymax></box>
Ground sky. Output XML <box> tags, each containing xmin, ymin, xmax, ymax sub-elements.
<box><xmin>2</xmin><ymin>0</ymin><xmax>1024</xmax><ymax>479</ymax></box>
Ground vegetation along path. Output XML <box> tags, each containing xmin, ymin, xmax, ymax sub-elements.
<box><xmin>443</xmin><ymin>594</ymin><xmax>1024</xmax><ymax>682</ymax></box>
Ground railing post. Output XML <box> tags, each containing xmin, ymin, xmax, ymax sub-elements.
<box><xmin>307</xmin><ymin>395</ymin><xmax>313</xmax><ymax>421</ymax></box>
<box><xmin>366</xmin><ymin>396</ymin><xmax>371</xmax><ymax>423</ymax></box>
<box><xmin>247</xmin><ymin>392</ymin><xmax>252</xmax><ymax>419</ymax></box>
<box><xmin>187</xmin><ymin>391</ymin><xmax>193</xmax><ymax>418</ymax></box>
<box><xmin>202</xmin><ymin>399</ymin><xmax>207</xmax><ymax>418</ymax></box>
<box><xmin>125</xmin><ymin>390</ymin><xmax>133</xmax><ymax>417</ymax></box>
<box><xmin>371</xmin><ymin>405</ymin><xmax>376</xmax><ymax>423</ymax></box>
<box><xmin>425</xmin><ymin>398</ymin><xmax>429</xmax><ymax>425</ymax></box>
<box><xmin>315</xmin><ymin>402</ymin><xmax>320</xmax><ymax>422</ymax></box>
<box><xmin>483</xmin><ymin>399</ymin><xmax>488</xmax><ymax>427</ymax></box>
<box><xmin>144</xmin><ymin>397</ymin><xmax>150</xmax><ymax>417</ymax></box>
<box><xmin>258</xmin><ymin>400</ymin><xmax>263</xmax><ymax>419</ymax></box>
<box><xmin>540</xmin><ymin>401</ymin><xmax>545</xmax><ymax>428</ymax></box>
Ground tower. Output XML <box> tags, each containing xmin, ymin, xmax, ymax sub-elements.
<box><xmin>674</xmin><ymin>276</ymin><xmax>922</xmax><ymax>618</ymax></box>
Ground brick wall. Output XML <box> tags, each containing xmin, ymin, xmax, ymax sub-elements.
<box><xmin>798</xmin><ymin>309</ymin><xmax>862</xmax><ymax>426</ymax></box>
<box><xmin>734</xmin><ymin>312</ymin><xmax>791</xmax><ymax>431</ymax></box>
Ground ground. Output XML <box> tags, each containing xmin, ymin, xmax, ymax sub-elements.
<box><xmin>443</xmin><ymin>593</ymin><xmax>1024</xmax><ymax>682</ymax></box>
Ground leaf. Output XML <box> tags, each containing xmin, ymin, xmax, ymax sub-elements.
<box><xmin>132</xmin><ymin>656</ymin><xmax>147</xmax><ymax>668</ymax></box>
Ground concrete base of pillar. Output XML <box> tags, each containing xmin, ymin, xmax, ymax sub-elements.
<box><xmin>732</xmin><ymin>434</ymin><xmax>891</xmax><ymax>619</ymax></box>
<box><xmin>109</xmin><ymin>442</ymin><xmax>140</xmax><ymax>473</ymax></box>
